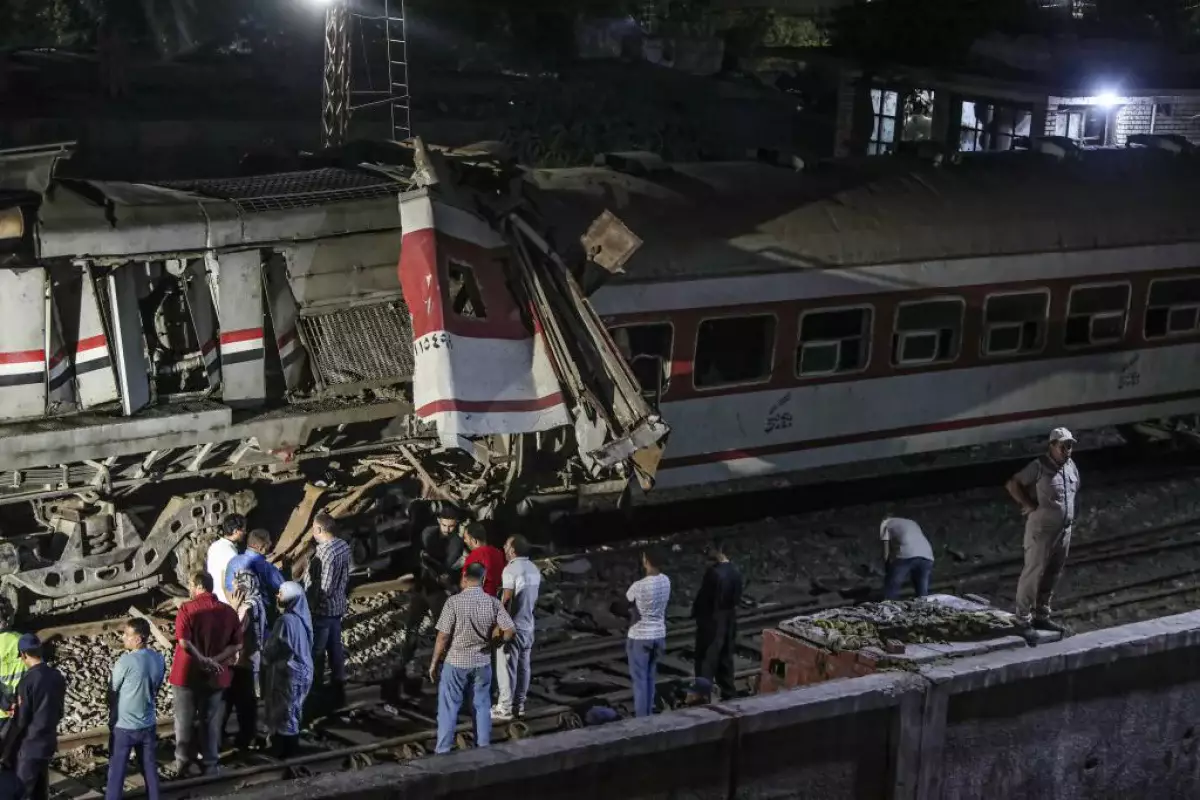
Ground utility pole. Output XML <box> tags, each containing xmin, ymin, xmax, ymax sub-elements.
<box><xmin>321</xmin><ymin>0</ymin><xmax>352</xmax><ymax>149</ymax></box>
<box><xmin>319</xmin><ymin>0</ymin><xmax>412</xmax><ymax>150</ymax></box>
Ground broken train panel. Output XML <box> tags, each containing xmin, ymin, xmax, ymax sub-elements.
<box><xmin>0</xmin><ymin>141</ymin><xmax>667</xmax><ymax>617</ymax></box>
<box><xmin>0</xmin><ymin>146</ymin><xmax>449</xmax><ymax>615</ymax></box>
<box><xmin>395</xmin><ymin>140</ymin><xmax>671</xmax><ymax>512</ymax></box>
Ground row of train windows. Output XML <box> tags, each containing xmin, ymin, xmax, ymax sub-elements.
<box><xmin>614</xmin><ymin>276</ymin><xmax>1200</xmax><ymax>391</ymax></box>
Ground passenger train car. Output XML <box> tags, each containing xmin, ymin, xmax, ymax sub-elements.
<box><xmin>528</xmin><ymin>140</ymin><xmax>1200</xmax><ymax>499</ymax></box>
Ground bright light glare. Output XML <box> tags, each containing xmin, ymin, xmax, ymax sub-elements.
<box><xmin>1095</xmin><ymin>91</ymin><xmax>1121</xmax><ymax>107</ymax></box>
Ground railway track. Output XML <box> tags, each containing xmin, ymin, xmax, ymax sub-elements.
<box><xmin>46</xmin><ymin>509</ymin><xmax>1200</xmax><ymax>798</ymax></box>
<box><xmin>564</xmin><ymin>439</ymin><xmax>1200</xmax><ymax>546</ymax></box>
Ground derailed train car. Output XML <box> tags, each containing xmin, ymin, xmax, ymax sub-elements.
<box><xmin>0</xmin><ymin>141</ymin><xmax>665</xmax><ymax>616</ymax></box>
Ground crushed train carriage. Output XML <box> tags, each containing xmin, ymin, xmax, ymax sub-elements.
<box><xmin>0</xmin><ymin>140</ymin><xmax>667</xmax><ymax>617</ymax></box>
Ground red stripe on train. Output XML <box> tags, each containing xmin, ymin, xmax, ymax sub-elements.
<box><xmin>0</xmin><ymin>349</ymin><xmax>44</xmax><ymax>365</ymax></box>
<box><xmin>414</xmin><ymin>392</ymin><xmax>566</xmax><ymax>416</ymax></box>
<box><xmin>220</xmin><ymin>328</ymin><xmax>264</xmax><ymax>345</ymax></box>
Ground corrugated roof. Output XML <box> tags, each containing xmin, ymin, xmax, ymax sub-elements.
<box><xmin>525</xmin><ymin>148</ymin><xmax>1200</xmax><ymax>280</ymax></box>
<box><xmin>159</xmin><ymin>168</ymin><xmax>404</xmax><ymax>213</ymax></box>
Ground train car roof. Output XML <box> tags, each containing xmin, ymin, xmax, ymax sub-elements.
<box><xmin>35</xmin><ymin>166</ymin><xmax>411</xmax><ymax>260</ymax></box>
<box><xmin>525</xmin><ymin>147</ymin><xmax>1200</xmax><ymax>281</ymax></box>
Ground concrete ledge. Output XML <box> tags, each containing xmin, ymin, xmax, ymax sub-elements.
<box><xmin>725</xmin><ymin>671</ymin><xmax>925</xmax><ymax>735</ymax></box>
<box><xmin>920</xmin><ymin>609</ymin><xmax>1200</xmax><ymax>692</ymax></box>
<box><xmin>728</xmin><ymin>672</ymin><xmax>926</xmax><ymax>800</ymax></box>
<box><xmin>207</xmin><ymin>611</ymin><xmax>1200</xmax><ymax>800</ymax></box>
<box><xmin>213</xmin><ymin>707</ymin><xmax>735</xmax><ymax>800</ymax></box>
<box><xmin>917</xmin><ymin>610</ymin><xmax>1200</xmax><ymax>800</ymax></box>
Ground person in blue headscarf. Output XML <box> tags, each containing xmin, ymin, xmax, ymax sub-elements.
<box><xmin>226</xmin><ymin>569</ymin><xmax>268</xmax><ymax>749</ymax></box>
<box><xmin>261</xmin><ymin>581</ymin><xmax>313</xmax><ymax>759</ymax></box>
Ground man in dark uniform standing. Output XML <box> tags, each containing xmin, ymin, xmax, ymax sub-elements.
<box><xmin>384</xmin><ymin>503</ymin><xmax>465</xmax><ymax>702</ymax></box>
<box><xmin>1</xmin><ymin>635</ymin><xmax>65</xmax><ymax>800</ymax></box>
<box><xmin>691</xmin><ymin>540</ymin><xmax>743</xmax><ymax>701</ymax></box>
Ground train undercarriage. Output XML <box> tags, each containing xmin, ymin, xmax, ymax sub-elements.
<box><xmin>0</xmin><ymin>139</ymin><xmax>664</xmax><ymax>617</ymax></box>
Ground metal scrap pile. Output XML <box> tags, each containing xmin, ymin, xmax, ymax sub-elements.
<box><xmin>788</xmin><ymin>600</ymin><xmax>1020</xmax><ymax>652</ymax></box>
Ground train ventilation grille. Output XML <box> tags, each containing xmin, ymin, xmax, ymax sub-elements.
<box><xmin>298</xmin><ymin>301</ymin><xmax>414</xmax><ymax>388</ymax></box>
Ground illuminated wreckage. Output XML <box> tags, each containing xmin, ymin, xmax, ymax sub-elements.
<box><xmin>0</xmin><ymin>139</ymin><xmax>667</xmax><ymax>616</ymax></box>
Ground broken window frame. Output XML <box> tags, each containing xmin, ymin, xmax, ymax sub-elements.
<box><xmin>1064</xmin><ymin>281</ymin><xmax>1130</xmax><ymax>349</ymax></box>
<box><xmin>890</xmin><ymin>296</ymin><xmax>965</xmax><ymax>368</ymax></box>
<box><xmin>692</xmin><ymin>313</ymin><xmax>777</xmax><ymax>391</ymax></box>
<box><xmin>981</xmin><ymin>289</ymin><xmax>1051</xmax><ymax>358</ymax></box>
<box><xmin>609</xmin><ymin>321</ymin><xmax>676</xmax><ymax>395</ymax></box>
<box><xmin>795</xmin><ymin>304</ymin><xmax>874</xmax><ymax>378</ymax></box>
<box><xmin>869</xmin><ymin>88</ymin><xmax>900</xmax><ymax>156</ymax></box>
<box><xmin>1145</xmin><ymin>276</ymin><xmax>1200</xmax><ymax>340</ymax></box>
<box><xmin>445</xmin><ymin>259</ymin><xmax>489</xmax><ymax>321</ymax></box>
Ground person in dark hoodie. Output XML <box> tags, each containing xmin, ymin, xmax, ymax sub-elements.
<box><xmin>690</xmin><ymin>540</ymin><xmax>743</xmax><ymax>701</ymax></box>
<box><xmin>1</xmin><ymin>634</ymin><xmax>65</xmax><ymax>800</ymax></box>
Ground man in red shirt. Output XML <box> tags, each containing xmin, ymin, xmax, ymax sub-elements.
<box><xmin>170</xmin><ymin>572</ymin><xmax>242</xmax><ymax>776</ymax></box>
<box><xmin>461</xmin><ymin>523</ymin><xmax>505</xmax><ymax>597</ymax></box>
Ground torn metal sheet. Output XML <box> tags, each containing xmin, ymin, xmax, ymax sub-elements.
<box><xmin>505</xmin><ymin>213</ymin><xmax>669</xmax><ymax>474</ymax></box>
<box><xmin>581</xmin><ymin>210</ymin><xmax>643</xmax><ymax>274</ymax></box>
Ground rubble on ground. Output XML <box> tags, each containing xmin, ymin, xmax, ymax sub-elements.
<box><xmin>783</xmin><ymin>600</ymin><xmax>1019</xmax><ymax>652</ymax></box>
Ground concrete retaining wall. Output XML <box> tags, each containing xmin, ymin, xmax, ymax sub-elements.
<box><xmin>214</xmin><ymin>610</ymin><xmax>1200</xmax><ymax>800</ymax></box>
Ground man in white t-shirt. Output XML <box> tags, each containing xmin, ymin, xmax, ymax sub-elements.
<box><xmin>206</xmin><ymin>514</ymin><xmax>247</xmax><ymax>606</ymax></box>
<box><xmin>625</xmin><ymin>547</ymin><xmax>670</xmax><ymax>717</ymax></box>
<box><xmin>492</xmin><ymin>534</ymin><xmax>541</xmax><ymax>722</ymax></box>
<box><xmin>880</xmin><ymin>516</ymin><xmax>934</xmax><ymax>600</ymax></box>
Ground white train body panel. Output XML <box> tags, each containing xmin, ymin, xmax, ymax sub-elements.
<box><xmin>648</xmin><ymin>345</ymin><xmax>1198</xmax><ymax>489</ymax></box>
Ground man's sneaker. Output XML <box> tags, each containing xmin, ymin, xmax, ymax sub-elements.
<box><xmin>1032</xmin><ymin>617</ymin><xmax>1070</xmax><ymax>635</ymax></box>
<box><xmin>516</xmin><ymin>704</ymin><xmax>526</xmax><ymax>719</ymax></box>
<box><xmin>491</xmin><ymin>705</ymin><xmax>514</xmax><ymax>722</ymax></box>
<box><xmin>1016</xmin><ymin>623</ymin><xmax>1040</xmax><ymax>647</ymax></box>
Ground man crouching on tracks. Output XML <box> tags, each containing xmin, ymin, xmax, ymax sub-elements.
<box><xmin>428</xmin><ymin>562</ymin><xmax>514</xmax><ymax>754</ymax></box>
<box><xmin>1005</xmin><ymin>427</ymin><xmax>1080</xmax><ymax>645</ymax></box>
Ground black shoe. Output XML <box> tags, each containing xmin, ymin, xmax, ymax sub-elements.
<box><xmin>1032</xmin><ymin>617</ymin><xmax>1070</xmax><ymax>635</ymax></box>
<box><xmin>1016</xmin><ymin>624</ymin><xmax>1040</xmax><ymax>647</ymax></box>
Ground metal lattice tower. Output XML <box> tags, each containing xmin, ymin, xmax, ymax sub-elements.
<box><xmin>320</xmin><ymin>0</ymin><xmax>412</xmax><ymax>150</ymax></box>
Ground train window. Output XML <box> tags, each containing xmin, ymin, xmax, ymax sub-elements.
<box><xmin>610</xmin><ymin>322</ymin><xmax>674</xmax><ymax>394</ymax></box>
<box><xmin>447</xmin><ymin>261</ymin><xmax>488</xmax><ymax>319</ymax></box>
<box><xmin>694</xmin><ymin>314</ymin><xmax>776</xmax><ymax>389</ymax></box>
<box><xmin>1145</xmin><ymin>277</ymin><xmax>1200</xmax><ymax>339</ymax></box>
<box><xmin>982</xmin><ymin>291</ymin><xmax>1049</xmax><ymax>356</ymax></box>
<box><xmin>1065</xmin><ymin>283</ymin><xmax>1130</xmax><ymax>347</ymax></box>
<box><xmin>891</xmin><ymin>298</ymin><xmax>964</xmax><ymax>366</ymax></box>
<box><xmin>796</xmin><ymin>306</ymin><xmax>873</xmax><ymax>377</ymax></box>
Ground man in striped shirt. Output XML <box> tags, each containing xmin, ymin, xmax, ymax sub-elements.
<box><xmin>625</xmin><ymin>547</ymin><xmax>670</xmax><ymax>717</ymax></box>
<box><xmin>302</xmin><ymin>512</ymin><xmax>351</xmax><ymax>698</ymax></box>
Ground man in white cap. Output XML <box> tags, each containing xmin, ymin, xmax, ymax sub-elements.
<box><xmin>1005</xmin><ymin>427</ymin><xmax>1080</xmax><ymax>643</ymax></box>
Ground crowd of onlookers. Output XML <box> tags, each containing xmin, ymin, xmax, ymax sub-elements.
<box><xmin>0</xmin><ymin>494</ymin><xmax>770</xmax><ymax>799</ymax></box>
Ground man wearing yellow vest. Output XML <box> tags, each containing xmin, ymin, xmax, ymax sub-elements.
<box><xmin>0</xmin><ymin>597</ymin><xmax>26</xmax><ymax>736</ymax></box>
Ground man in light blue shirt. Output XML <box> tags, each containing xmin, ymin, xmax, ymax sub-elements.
<box><xmin>106</xmin><ymin>618</ymin><xmax>165</xmax><ymax>800</ymax></box>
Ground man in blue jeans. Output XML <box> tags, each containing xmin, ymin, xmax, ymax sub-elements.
<box><xmin>106</xmin><ymin>618</ymin><xmax>166</xmax><ymax>800</ymax></box>
<box><xmin>625</xmin><ymin>547</ymin><xmax>671</xmax><ymax>717</ymax></box>
<box><xmin>880</xmin><ymin>516</ymin><xmax>935</xmax><ymax>599</ymax></box>
<box><xmin>428</xmin><ymin>563</ymin><xmax>514</xmax><ymax>754</ymax></box>
<box><xmin>303</xmin><ymin>512</ymin><xmax>351</xmax><ymax>705</ymax></box>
